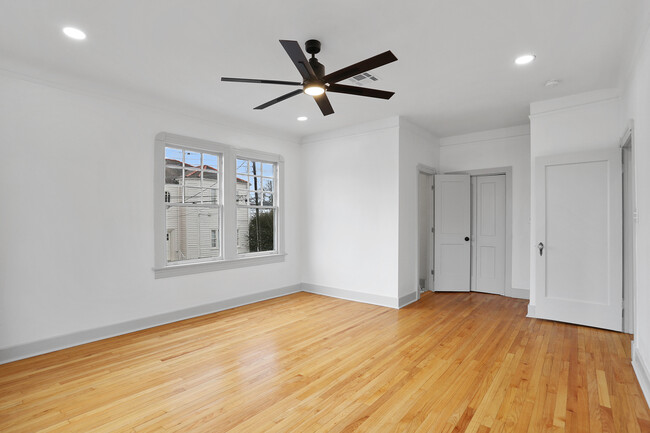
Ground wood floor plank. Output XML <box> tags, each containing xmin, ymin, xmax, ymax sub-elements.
<box><xmin>0</xmin><ymin>292</ymin><xmax>648</xmax><ymax>432</ymax></box>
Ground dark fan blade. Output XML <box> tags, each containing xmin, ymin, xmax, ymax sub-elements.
<box><xmin>279</xmin><ymin>40</ymin><xmax>317</xmax><ymax>81</ymax></box>
<box><xmin>222</xmin><ymin>77</ymin><xmax>302</xmax><ymax>86</ymax></box>
<box><xmin>254</xmin><ymin>89</ymin><xmax>303</xmax><ymax>110</ymax></box>
<box><xmin>327</xmin><ymin>83</ymin><xmax>394</xmax><ymax>100</ymax></box>
<box><xmin>323</xmin><ymin>51</ymin><xmax>398</xmax><ymax>84</ymax></box>
<box><xmin>313</xmin><ymin>93</ymin><xmax>334</xmax><ymax>116</ymax></box>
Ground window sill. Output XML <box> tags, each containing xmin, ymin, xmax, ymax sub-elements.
<box><xmin>153</xmin><ymin>253</ymin><xmax>286</xmax><ymax>279</ymax></box>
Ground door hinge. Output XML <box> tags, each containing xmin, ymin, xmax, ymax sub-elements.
<box><xmin>431</xmin><ymin>227</ymin><xmax>434</xmax><ymax>233</ymax></box>
<box><xmin>431</xmin><ymin>270</ymin><xmax>434</xmax><ymax>276</ymax></box>
<box><xmin>431</xmin><ymin>185</ymin><xmax>435</xmax><ymax>190</ymax></box>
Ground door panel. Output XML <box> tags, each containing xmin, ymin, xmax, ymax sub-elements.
<box><xmin>473</xmin><ymin>175</ymin><xmax>506</xmax><ymax>295</ymax></box>
<box><xmin>434</xmin><ymin>175</ymin><xmax>470</xmax><ymax>291</ymax></box>
<box><xmin>535</xmin><ymin>149</ymin><xmax>622</xmax><ymax>331</ymax></box>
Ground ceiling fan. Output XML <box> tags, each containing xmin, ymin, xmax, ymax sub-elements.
<box><xmin>221</xmin><ymin>40</ymin><xmax>397</xmax><ymax>116</ymax></box>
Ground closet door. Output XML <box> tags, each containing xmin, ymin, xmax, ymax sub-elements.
<box><xmin>472</xmin><ymin>175</ymin><xmax>506</xmax><ymax>295</ymax></box>
<box><xmin>434</xmin><ymin>175</ymin><xmax>471</xmax><ymax>292</ymax></box>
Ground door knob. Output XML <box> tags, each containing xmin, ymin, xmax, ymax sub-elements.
<box><xmin>464</xmin><ymin>236</ymin><xmax>470</xmax><ymax>242</ymax></box>
<box><xmin>538</xmin><ymin>242</ymin><xmax>544</xmax><ymax>256</ymax></box>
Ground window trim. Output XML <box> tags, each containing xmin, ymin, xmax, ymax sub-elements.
<box><xmin>153</xmin><ymin>132</ymin><xmax>285</xmax><ymax>278</ymax></box>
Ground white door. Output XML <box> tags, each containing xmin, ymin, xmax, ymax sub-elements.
<box><xmin>535</xmin><ymin>149</ymin><xmax>622</xmax><ymax>331</ymax></box>
<box><xmin>472</xmin><ymin>175</ymin><xmax>506</xmax><ymax>295</ymax></box>
<box><xmin>434</xmin><ymin>174</ymin><xmax>471</xmax><ymax>292</ymax></box>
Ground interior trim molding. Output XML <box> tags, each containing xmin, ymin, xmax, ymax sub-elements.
<box><xmin>529</xmin><ymin>88</ymin><xmax>620</xmax><ymax>118</ymax></box>
<box><xmin>632</xmin><ymin>341</ymin><xmax>650</xmax><ymax>406</ymax></box>
<box><xmin>398</xmin><ymin>291</ymin><xmax>418</xmax><ymax>308</ymax></box>
<box><xmin>507</xmin><ymin>287</ymin><xmax>530</xmax><ymax>300</ymax></box>
<box><xmin>154</xmin><ymin>253</ymin><xmax>287</xmax><ymax>279</ymax></box>
<box><xmin>439</xmin><ymin>124</ymin><xmax>530</xmax><ymax>147</ymax></box>
<box><xmin>0</xmin><ymin>284</ymin><xmax>302</xmax><ymax>365</ymax></box>
<box><xmin>301</xmin><ymin>283</ymin><xmax>399</xmax><ymax>309</ymax></box>
<box><xmin>527</xmin><ymin>304</ymin><xmax>536</xmax><ymax>318</ymax></box>
<box><xmin>301</xmin><ymin>116</ymin><xmax>399</xmax><ymax>145</ymax></box>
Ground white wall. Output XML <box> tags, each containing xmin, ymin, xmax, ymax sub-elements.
<box><xmin>398</xmin><ymin>120</ymin><xmax>439</xmax><ymax>300</ymax></box>
<box><xmin>0</xmin><ymin>73</ymin><xmax>302</xmax><ymax>353</ymax></box>
<box><xmin>621</xmin><ymin>15</ymin><xmax>650</xmax><ymax>402</ymax></box>
<box><xmin>300</xmin><ymin>118</ymin><xmax>401</xmax><ymax>306</ymax></box>
<box><xmin>439</xmin><ymin>125</ymin><xmax>531</xmax><ymax>294</ymax></box>
<box><xmin>528</xmin><ymin>90</ymin><xmax>621</xmax><ymax>306</ymax></box>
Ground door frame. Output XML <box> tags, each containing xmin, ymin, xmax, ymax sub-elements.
<box><xmin>620</xmin><ymin>120</ymin><xmax>637</xmax><ymax>334</ymax></box>
<box><xmin>417</xmin><ymin>164</ymin><xmax>436</xmax><ymax>300</ymax></box>
<box><xmin>448</xmin><ymin>167</ymin><xmax>514</xmax><ymax>298</ymax></box>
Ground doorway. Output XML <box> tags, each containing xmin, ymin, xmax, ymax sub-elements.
<box><xmin>433</xmin><ymin>168</ymin><xmax>513</xmax><ymax>296</ymax></box>
<box><xmin>417</xmin><ymin>169</ymin><xmax>435</xmax><ymax>294</ymax></box>
<box><xmin>622</xmin><ymin>123</ymin><xmax>636</xmax><ymax>334</ymax></box>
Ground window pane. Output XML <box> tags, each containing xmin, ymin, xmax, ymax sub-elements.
<box><xmin>203</xmin><ymin>153</ymin><xmax>218</xmax><ymax>171</ymax></box>
<box><xmin>165</xmin><ymin>167</ymin><xmax>183</xmax><ymax>184</ymax></box>
<box><xmin>249</xmin><ymin>192</ymin><xmax>261</xmax><ymax>206</ymax></box>
<box><xmin>262</xmin><ymin>178</ymin><xmax>274</xmax><ymax>192</ymax></box>
<box><xmin>206</xmin><ymin>188</ymin><xmax>219</xmax><ymax>204</ymax></box>
<box><xmin>237</xmin><ymin>208</ymin><xmax>275</xmax><ymax>253</ymax></box>
<box><xmin>166</xmin><ymin>206</ymin><xmax>221</xmax><ymax>262</ymax></box>
<box><xmin>251</xmin><ymin>161</ymin><xmax>263</xmax><ymax>175</ymax></box>
<box><xmin>184</xmin><ymin>186</ymin><xmax>203</xmax><ymax>204</ymax></box>
<box><xmin>165</xmin><ymin>167</ymin><xmax>183</xmax><ymax>203</ymax></box>
<box><xmin>236</xmin><ymin>159</ymin><xmax>249</xmax><ymax>174</ymax></box>
<box><xmin>249</xmin><ymin>176</ymin><xmax>262</xmax><ymax>191</ymax></box>
<box><xmin>203</xmin><ymin>172</ymin><xmax>219</xmax><ymax>190</ymax></box>
<box><xmin>263</xmin><ymin>193</ymin><xmax>273</xmax><ymax>206</ymax></box>
<box><xmin>184</xmin><ymin>150</ymin><xmax>201</xmax><ymax>167</ymax></box>
<box><xmin>165</xmin><ymin>147</ymin><xmax>183</xmax><ymax>163</ymax></box>
<box><xmin>262</xmin><ymin>163</ymin><xmax>274</xmax><ymax>177</ymax></box>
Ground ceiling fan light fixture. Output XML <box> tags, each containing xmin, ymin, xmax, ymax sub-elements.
<box><xmin>304</xmin><ymin>84</ymin><xmax>325</xmax><ymax>96</ymax></box>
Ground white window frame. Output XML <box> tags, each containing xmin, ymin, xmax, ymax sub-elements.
<box><xmin>154</xmin><ymin>132</ymin><xmax>285</xmax><ymax>278</ymax></box>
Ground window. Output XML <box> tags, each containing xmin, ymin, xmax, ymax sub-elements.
<box><xmin>236</xmin><ymin>158</ymin><xmax>277</xmax><ymax>254</ymax></box>
<box><xmin>164</xmin><ymin>146</ymin><xmax>222</xmax><ymax>263</ymax></box>
<box><xmin>154</xmin><ymin>133</ymin><xmax>285</xmax><ymax>278</ymax></box>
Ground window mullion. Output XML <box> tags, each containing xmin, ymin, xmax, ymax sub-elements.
<box><xmin>222</xmin><ymin>146</ymin><xmax>238</xmax><ymax>260</ymax></box>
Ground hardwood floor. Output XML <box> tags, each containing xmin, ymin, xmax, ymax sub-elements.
<box><xmin>1</xmin><ymin>292</ymin><xmax>648</xmax><ymax>432</ymax></box>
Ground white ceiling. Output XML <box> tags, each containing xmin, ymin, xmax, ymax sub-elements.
<box><xmin>0</xmin><ymin>0</ymin><xmax>645</xmax><ymax>139</ymax></box>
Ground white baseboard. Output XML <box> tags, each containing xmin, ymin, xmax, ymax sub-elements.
<box><xmin>398</xmin><ymin>291</ymin><xmax>418</xmax><ymax>308</ymax></box>
<box><xmin>632</xmin><ymin>340</ymin><xmax>650</xmax><ymax>406</ymax></box>
<box><xmin>527</xmin><ymin>304</ymin><xmax>536</xmax><ymax>318</ymax></box>
<box><xmin>0</xmin><ymin>284</ymin><xmax>302</xmax><ymax>365</ymax></box>
<box><xmin>301</xmin><ymin>283</ymin><xmax>399</xmax><ymax>309</ymax></box>
<box><xmin>506</xmin><ymin>287</ymin><xmax>530</xmax><ymax>300</ymax></box>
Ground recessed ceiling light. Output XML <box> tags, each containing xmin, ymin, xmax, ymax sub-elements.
<box><xmin>515</xmin><ymin>54</ymin><xmax>535</xmax><ymax>65</ymax></box>
<box><xmin>544</xmin><ymin>79</ymin><xmax>561</xmax><ymax>88</ymax></box>
<box><xmin>62</xmin><ymin>27</ymin><xmax>86</xmax><ymax>40</ymax></box>
<box><xmin>297</xmin><ymin>116</ymin><xmax>308</xmax><ymax>122</ymax></box>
